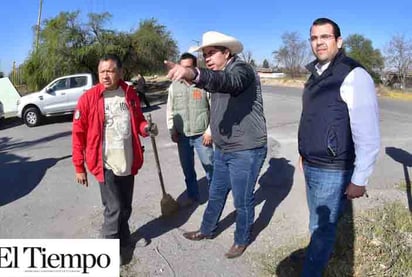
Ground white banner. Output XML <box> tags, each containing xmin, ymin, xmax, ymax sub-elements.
<box><xmin>0</xmin><ymin>239</ymin><xmax>119</xmax><ymax>277</ymax></box>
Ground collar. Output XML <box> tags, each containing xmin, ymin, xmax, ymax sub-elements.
<box><xmin>315</xmin><ymin>62</ymin><xmax>331</xmax><ymax>75</ymax></box>
<box><xmin>96</xmin><ymin>79</ymin><xmax>128</xmax><ymax>96</ymax></box>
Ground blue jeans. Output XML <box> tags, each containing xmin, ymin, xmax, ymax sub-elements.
<box><xmin>302</xmin><ymin>163</ymin><xmax>353</xmax><ymax>277</ymax></box>
<box><xmin>200</xmin><ymin>145</ymin><xmax>267</xmax><ymax>245</ymax></box>
<box><xmin>177</xmin><ymin>134</ymin><xmax>214</xmax><ymax>201</ymax></box>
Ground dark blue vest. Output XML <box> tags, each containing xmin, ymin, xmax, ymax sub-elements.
<box><xmin>298</xmin><ymin>50</ymin><xmax>362</xmax><ymax>169</ymax></box>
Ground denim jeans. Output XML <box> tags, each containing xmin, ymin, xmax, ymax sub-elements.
<box><xmin>302</xmin><ymin>163</ymin><xmax>353</xmax><ymax>277</ymax></box>
<box><xmin>200</xmin><ymin>145</ymin><xmax>267</xmax><ymax>245</ymax></box>
<box><xmin>177</xmin><ymin>134</ymin><xmax>214</xmax><ymax>201</ymax></box>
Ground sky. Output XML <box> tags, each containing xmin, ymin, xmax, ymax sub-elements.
<box><xmin>1</xmin><ymin>0</ymin><xmax>412</xmax><ymax>75</ymax></box>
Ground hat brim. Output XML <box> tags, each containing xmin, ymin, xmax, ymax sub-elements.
<box><xmin>190</xmin><ymin>41</ymin><xmax>243</xmax><ymax>55</ymax></box>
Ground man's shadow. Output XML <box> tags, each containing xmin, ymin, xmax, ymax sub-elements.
<box><xmin>213</xmin><ymin>157</ymin><xmax>295</xmax><ymax>243</ymax></box>
<box><xmin>0</xmin><ymin>154</ymin><xmax>72</xmax><ymax>206</ymax></box>
<box><xmin>385</xmin><ymin>147</ymin><xmax>412</xmax><ymax>212</ymax></box>
<box><xmin>276</xmin><ymin>202</ymin><xmax>355</xmax><ymax>276</ymax></box>
<box><xmin>123</xmin><ymin>177</ymin><xmax>209</xmax><ymax>264</ymax></box>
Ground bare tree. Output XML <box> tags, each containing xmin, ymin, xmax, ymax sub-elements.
<box><xmin>385</xmin><ymin>34</ymin><xmax>412</xmax><ymax>90</ymax></box>
<box><xmin>240</xmin><ymin>50</ymin><xmax>254</xmax><ymax>65</ymax></box>
<box><xmin>272</xmin><ymin>31</ymin><xmax>310</xmax><ymax>78</ymax></box>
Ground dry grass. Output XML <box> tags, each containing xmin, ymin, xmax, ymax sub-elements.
<box><xmin>377</xmin><ymin>85</ymin><xmax>412</xmax><ymax>101</ymax></box>
<box><xmin>260</xmin><ymin>77</ymin><xmax>305</xmax><ymax>88</ymax></box>
<box><xmin>258</xmin><ymin>201</ymin><xmax>412</xmax><ymax>277</ymax></box>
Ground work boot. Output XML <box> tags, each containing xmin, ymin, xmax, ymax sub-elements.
<box><xmin>183</xmin><ymin>230</ymin><xmax>212</xmax><ymax>241</ymax></box>
<box><xmin>224</xmin><ymin>244</ymin><xmax>247</xmax><ymax>259</ymax></box>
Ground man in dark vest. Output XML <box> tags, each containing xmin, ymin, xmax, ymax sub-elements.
<box><xmin>298</xmin><ymin>18</ymin><xmax>380</xmax><ymax>276</ymax></box>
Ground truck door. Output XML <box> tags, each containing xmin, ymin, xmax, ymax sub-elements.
<box><xmin>66</xmin><ymin>76</ymin><xmax>89</xmax><ymax>111</ymax></box>
<box><xmin>42</xmin><ymin>77</ymin><xmax>70</xmax><ymax>114</ymax></box>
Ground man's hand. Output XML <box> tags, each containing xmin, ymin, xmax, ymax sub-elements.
<box><xmin>345</xmin><ymin>183</ymin><xmax>367</xmax><ymax>200</ymax></box>
<box><xmin>171</xmin><ymin>132</ymin><xmax>179</xmax><ymax>143</ymax></box>
<box><xmin>298</xmin><ymin>155</ymin><xmax>303</xmax><ymax>172</ymax></box>
<box><xmin>164</xmin><ymin>60</ymin><xmax>195</xmax><ymax>83</ymax></box>
<box><xmin>203</xmin><ymin>133</ymin><xmax>212</xmax><ymax>146</ymax></box>
<box><xmin>145</xmin><ymin>123</ymin><xmax>159</xmax><ymax>137</ymax></box>
<box><xmin>75</xmin><ymin>172</ymin><xmax>88</xmax><ymax>187</ymax></box>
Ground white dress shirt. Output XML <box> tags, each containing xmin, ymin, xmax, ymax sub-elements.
<box><xmin>317</xmin><ymin>63</ymin><xmax>380</xmax><ymax>186</ymax></box>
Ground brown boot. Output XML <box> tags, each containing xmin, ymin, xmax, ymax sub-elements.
<box><xmin>225</xmin><ymin>244</ymin><xmax>247</xmax><ymax>259</ymax></box>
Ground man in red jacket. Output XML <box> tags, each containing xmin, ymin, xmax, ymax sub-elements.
<box><xmin>72</xmin><ymin>54</ymin><xmax>158</xmax><ymax>253</ymax></box>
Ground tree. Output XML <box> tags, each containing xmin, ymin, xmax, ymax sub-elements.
<box><xmin>384</xmin><ymin>34</ymin><xmax>412</xmax><ymax>90</ymax></box>
<box><xmin>20</xmin><ymin>12</ymin><xmax>178</xmax><ymax>90</ymax></box>
<box><xmin>262</xmin><ymin>59</ymin><xmax>270</xmax><ymax>68</ymax></box>
<box><xmin>345</xmin><ymin>34</ymin><xmax>384</xmax><ymax>83</ymax></box>
<box><xmin>272</xmin><ymin>32</ymin><xmax>309</xmax><ymax>78</ymax></box>
<box><xmin>240</xmin><ymin>50</ymin><xmax>255</xmax><ymax>66</ymax></box>
<box><xmin>131</xmin><ymin>18</ymin><xmax>178</xmax><ymax>75</ymax></box>
<box><xmin>250</xmin><ymin>59</ymin><xmax>256</xmax><ymax>68</ymax></box>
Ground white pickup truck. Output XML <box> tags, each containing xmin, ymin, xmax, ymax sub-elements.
<box><xmin>17</xmin><ymin>73</ymin><xmax>95</xmax><ymax>127</ymax></box>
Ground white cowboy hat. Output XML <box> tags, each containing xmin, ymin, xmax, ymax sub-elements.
<box><xmin>190</xmin><ymin>31</ymin><xmax>243</xmax><ymax>54</ymax></box>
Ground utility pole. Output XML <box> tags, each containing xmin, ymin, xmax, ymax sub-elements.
<box><xmin>35</xmin><ymin>0</ymin><xmax>43</xmax><ymax>50</ymax></box>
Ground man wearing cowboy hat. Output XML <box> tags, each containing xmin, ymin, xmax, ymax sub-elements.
<box><xmin>166</xmin><ymin>31</ymin><xmax>267</xmax><ymax>258</ymax></box>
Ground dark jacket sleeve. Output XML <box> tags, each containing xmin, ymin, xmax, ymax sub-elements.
<box><xmin>197</xmin><ymin>58</ymin><xmax>255</xmax><ymax>96</ymax></box>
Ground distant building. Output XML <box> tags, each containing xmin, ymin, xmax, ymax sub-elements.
<box><xmin>382</xmin><ymin>71</ymin><xmax>412</xmax><ymax>89</ymax></box>
<box><xmin>256</xmin><ymin>68</ymin><xmax>285</xmax><ymax>79</ymax></box>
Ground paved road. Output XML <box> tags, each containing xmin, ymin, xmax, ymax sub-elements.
<box><xmin>0</xmin><ymin>86</ymin><xmax>410</xmax><ymax>276</ymax></box>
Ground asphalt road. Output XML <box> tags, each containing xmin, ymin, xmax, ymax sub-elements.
<box><xmin>0</xmin><ymin>86</ymin><xmax>411</xmax><ymax>275</ymax></box>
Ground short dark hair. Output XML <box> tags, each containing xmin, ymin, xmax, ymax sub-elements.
<box><xmin>180</xmin><ymin>52</ymin><xmax>197</xmax><ymax>67</ymax></box>
<box><xmin>99</xmin><ymin>54</ymin><xmax>123</xmax><ymax>69</ymax></box>
<box><xmin>311</xmin><ymin>18</ymin><xmax>341</xmax><ymax>38</ymax></box>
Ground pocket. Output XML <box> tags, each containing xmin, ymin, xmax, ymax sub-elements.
<box><xmin>326</xmin><ymin>127</ymin><xmax>338</xmax><ymax>157</ymax></box>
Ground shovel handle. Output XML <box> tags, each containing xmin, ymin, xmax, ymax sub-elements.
<box><xmin>147</xmin><ymin>114</ymin><xmax>167</xmax><ymax>195</ymax></box>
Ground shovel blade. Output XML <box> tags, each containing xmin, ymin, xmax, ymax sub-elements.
<box><xmin>160</xmin><ymin>194</ymin><xmax>180</xmax><ymax>217</ymax></box>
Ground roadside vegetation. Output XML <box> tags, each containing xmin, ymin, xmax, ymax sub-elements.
<box><xmin>259</xmin><ymin>201</ymin><xmax>412</xmax><ymax>277</ymax></box>
<box><xmin>378</xmin><ymin>86</ymin><xmax>412</xmax><ymax>101</ymax></box>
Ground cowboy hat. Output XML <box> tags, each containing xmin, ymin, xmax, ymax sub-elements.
<box><xmin>190</xmin><ymin>31</ymin><xmax>243</xmax><ymax>54</ymax></box>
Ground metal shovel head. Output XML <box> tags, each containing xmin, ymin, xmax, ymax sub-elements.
<box><xmin>160</xmin><ymin>193</ymin><xmax>180</xmax><ymax>217</ymax></box>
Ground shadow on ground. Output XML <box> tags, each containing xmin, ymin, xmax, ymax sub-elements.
<box><xmin>0</xmin><ymin>117</ymin><xmax>23</xmax><ymax>130</ymax></box>
<box><xmin>212</xmin><ymin>157</ymin><xmax>295</xmax><ymax>243</ymax></box>
<box><xmin>0</xmin><ymin>153</ymin><xmax>71</xmax><ymax>206</ymax></box>
<box><xmin>0</xmin><ymin>132</ymin><xmax>72</xmax><ymax>206</ymax></box>
<box><xmin>386</xmin><ymin>146</ymin><xmax>412</xmax><ymax>212</ymax></box>
<box><xmin>275</xmin><ymin>203</ymin><xmax>355</xmax><ymax>276</ymax></box>
<box><xmin>121</xmin><ymin>177</ymin><xmax>209</xmax><ymax>264</ymax></box>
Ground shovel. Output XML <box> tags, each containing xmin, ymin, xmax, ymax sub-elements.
<box><xmin>147</xmin><ymin>113</ymin><xmax>179</xmax><ymax>217</ymax></box>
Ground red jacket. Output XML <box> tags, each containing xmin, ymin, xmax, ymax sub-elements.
<box><xmin>72</xmin><ymin>80</ymin><xmax>149</xmax><ymax>182</ymax></box>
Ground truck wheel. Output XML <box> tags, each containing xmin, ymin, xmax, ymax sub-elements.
<box><xmin>24</xmin><ymin>107</ymin><xmax>41</xmax><ymax>127</ymax></box>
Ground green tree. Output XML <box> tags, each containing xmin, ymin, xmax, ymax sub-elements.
<box><xmin>131</xmin><ymin>18</ymin><xmax>178</xmax><ymax>75</ymax></box>
<box><xmin>21</xmin><ymin>12</ymin><xmax>177</xmax><ymax>90</ymax></box>
<box><xmin>262</xmin><ymin>59</ymin><xmax>270</xmax><ymax>68</ymax></box>
<box><xmin>345</xmin><ymin>34</ymin><xmax>384</xmax><ymax>83</ymax></box>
